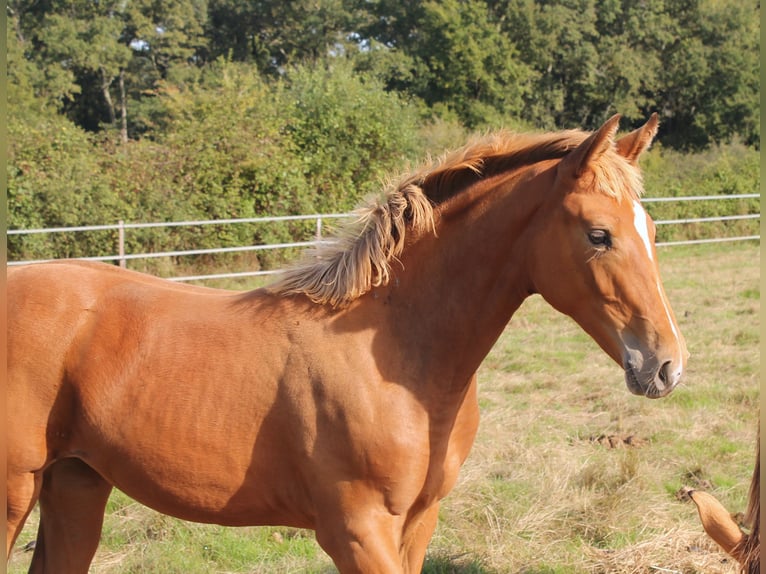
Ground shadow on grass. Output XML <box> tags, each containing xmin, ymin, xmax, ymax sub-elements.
<box><xmin>422</xmin><ymin>554</ymin><xmax>574</xmax><ymax>574</ymax></box>
<box><xmin>422</xmin><ymin>553</ymin><xmax>496</xmax><ymax>573</ymax></box>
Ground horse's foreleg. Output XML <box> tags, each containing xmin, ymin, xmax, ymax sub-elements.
<box><xmin>314</xmin><ymin>505</ymin><xmax>405</xmax><ymax>574</ymax></box>
<box><xmin>401</xmin><ymin>503</ymin><xmax>440</xmax><ymax>574</ymax></box>
<box><xmin>28</xmin><ymin>458</ymin><xmax>113</xmax><ymax>574</ymax></box>
<box><xmin>6</xmin><ymin>470</ymin><xmax>42</xmax><ymax>558</ymax></box>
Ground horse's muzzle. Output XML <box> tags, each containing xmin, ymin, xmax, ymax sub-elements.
<box><xmin>624</xmin><ymin>358</ymin><xmax>683</xmax><ymax>399</ymax></box>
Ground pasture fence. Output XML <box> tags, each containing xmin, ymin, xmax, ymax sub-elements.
<box><xmin>7</xmin><ymin>194</ymin><xmax>760</xmax><ymax>283</ymax></box>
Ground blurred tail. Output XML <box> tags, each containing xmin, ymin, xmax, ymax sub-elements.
<box><xmin>733</xmin><ymin>425</ymin><xmax>759</xmax><ymax>573</ymax></box>
<box><xmin>689</xmin><ymin>423</ymin><xmax>759</xmax><ymax>573</ymax></box>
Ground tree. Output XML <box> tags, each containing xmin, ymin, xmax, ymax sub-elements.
<box><xmin>494</xmin><ymin>0</ymin><xmax>759</xmax><ymax>145</ymax></box>
<box><xmin>43</xmin><ymin>8</ymin><xmax>133</xmax><ymax>140</ymax></box>
<box><xmin>8</xmin><ymin>0</ymin><xmax>760</xmax><ymax>151</ymax></box>
<box><xmin>354</xmin><ymin>0</ymin><xmax>533</xmax><ymax>129</ymax></box>
<box><xmin>205</xmin><ymin>0</ymin><xmax>358</xmax><ymax>74</ymax></box>
<box><xmin>9</xmin><ymin>0</ymin><xmax>208</xmax><ymax>141</ymax></box>
<box><xmin>415</xmin><ymin>0</ymin><xmax>531</xmax><ymax>127</ymax></box>
<box><xmin>655</xmin><ymin>0</ymin><xmax>760</xmax><ymax>149</ymax></box>
<box><xmin>494</xmin><ymin>0</ymin><xmax>605</xmax><ymax>129</ymax></box>
<box><xmin>119</xmin><ymin>0</ymin><xmax>209</xmax><ymax>137</ymax></box>
<box><xmin>7</xmin><ymin>5</ymin><xmax>80</xmax><ymax>114</ymax></box>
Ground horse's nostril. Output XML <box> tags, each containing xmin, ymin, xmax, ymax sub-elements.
<box><xmin>658</xmin><ymin>361</ymin><xmax>672</xmax><ymax>386</ymax></box>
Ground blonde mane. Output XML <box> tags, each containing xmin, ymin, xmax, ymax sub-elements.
<box><xmin>267</xmin><ymin>180</ymin><xmax>434</xmax><ymax>308</ymax></box>
<box><xmin>268</xmin><ymin>129</ymin><xmax>643</xmax><ymax>307</ymax></box>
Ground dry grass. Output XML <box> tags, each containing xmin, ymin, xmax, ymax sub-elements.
<box><xmin>8</xmin><ymin>242</ymin><xmax>759</xmax><ymax>573</ymax></box>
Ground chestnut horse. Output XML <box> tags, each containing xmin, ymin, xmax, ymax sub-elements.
<box><xmin>6</xmin><ymin>114</ymin><xmax>688</xmax><ymax>573</ymax></box>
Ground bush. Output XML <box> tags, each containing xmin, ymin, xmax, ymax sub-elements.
<box><xmin>7</xmin><ymin>114</ymin><xmax>127</xmax><ymax>260</ymax></box>
<box><xmin>283</xmin><ymin>58</ymin><xmax>424</xmax><ymax>212</ymax></box>
<box><xmin>640</xmin><ymin>142</ymin><xmax>760</xmax><ymax>243</ymax></box>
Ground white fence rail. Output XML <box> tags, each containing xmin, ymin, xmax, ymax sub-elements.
<box><xmin>7</xmin><ymin>214</ymin><xmax>352</xmax><ymax>281</ymax></box>
<box><xmin>7</xmin><ymin>194</ymin><xmax>760</xmax><ymax>282</ymax></box>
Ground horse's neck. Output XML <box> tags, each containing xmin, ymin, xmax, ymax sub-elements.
<box><xmin>376</xmin><ymin>167</ymin><xmax>551</xmax><ymax>390</ymax></box>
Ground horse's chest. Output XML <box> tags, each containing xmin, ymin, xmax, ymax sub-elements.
<box><xmin>376</xmin><ymin>403</ymin><xmax>479</xmax><ymax>513</ymax></box>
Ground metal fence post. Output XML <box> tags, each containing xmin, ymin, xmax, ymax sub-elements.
<box><xmin>118</xmin><ymin>220</ymin><xmax>126</xmax><ymax>268</ymax></box>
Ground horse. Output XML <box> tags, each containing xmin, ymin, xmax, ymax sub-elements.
<box><xmin>6</xmin><ymin>114</ymin><xmax>688</xmax><ymax>573</ymax></box>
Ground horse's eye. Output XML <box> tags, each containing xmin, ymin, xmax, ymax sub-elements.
<box><xmin>588</xmin><ymin>229</ymin><xmax>611</xmax><ymax>248</ymax></box>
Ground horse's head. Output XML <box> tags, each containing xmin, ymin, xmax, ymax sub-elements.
<box><xmin>529</xmin><ymin>114</ymin><xmax>688</xmax><ymax>398</ymax></box>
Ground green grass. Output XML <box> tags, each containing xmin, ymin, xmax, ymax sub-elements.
<box><xmin>8</xmin><ymin>241</ymin><xmax>759</xmax><ymax>573</ymax></box>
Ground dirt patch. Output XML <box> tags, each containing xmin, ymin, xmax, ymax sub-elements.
<box><xmin>588</xmin><ymin>434</ymin><xmax>648</xmax><ymax>448</ymax></box>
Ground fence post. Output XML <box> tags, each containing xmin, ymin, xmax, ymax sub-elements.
<box><xmin>316</xmin><ymin>217</ymin><xmax>322</xmax><ymax>241</ymax></box>
<box><xmin>118</xmin><ymin>220</ymin><xmax>126</xmax><ymax>268</ymax></box>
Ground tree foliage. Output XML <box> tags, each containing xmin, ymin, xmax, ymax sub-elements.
<box><xmin>9</xmin><ymin>0</ymin><xmax>759</xmax><ymax>144</ymax></box>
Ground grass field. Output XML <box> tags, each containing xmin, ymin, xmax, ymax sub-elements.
<box><xmin>8</xmin><ymin>241</ymin><xmax>760</xmax><ymax>574</ymax></box>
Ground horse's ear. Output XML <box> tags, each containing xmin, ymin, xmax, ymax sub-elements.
<box><xmin>560</xmin><ymin>114</ymin><xmax>621</xmax><ymax>179</ymax></box>
<box><xmin>615</xmin><ymin>113</ymin><xmax>659</xmax><ymax>164</ymax></box>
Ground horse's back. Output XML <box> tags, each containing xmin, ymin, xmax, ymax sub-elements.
<box><xmin>8</xmin><ymin>261</ymin><xmax>167</xmax><ymax>383</ymax></box>
<box><xmin>6</xmin><ymin>261</ymin><xmax>239</xmax><ymax>464</ymax></box>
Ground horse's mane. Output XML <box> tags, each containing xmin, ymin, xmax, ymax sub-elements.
<box><xmin>268</xmin><ymin>129</ymin><xmax>643</xmax><ymax>307</ymax></box>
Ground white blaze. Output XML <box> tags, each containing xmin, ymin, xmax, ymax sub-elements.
<box><xmin>632</xmin><ymin>200</ymin><xmax>683</xmax><ymax>368</ymax></box>
<box><xmin>632</xmin><ymin>200</ymin><xmax>654</xmax><ymax>262</ymax></box>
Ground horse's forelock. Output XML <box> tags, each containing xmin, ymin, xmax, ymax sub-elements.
<box><xmin>590</xmin><ymin>149</ymin><xmax>645</xmax><ymax>202</ymax></box>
